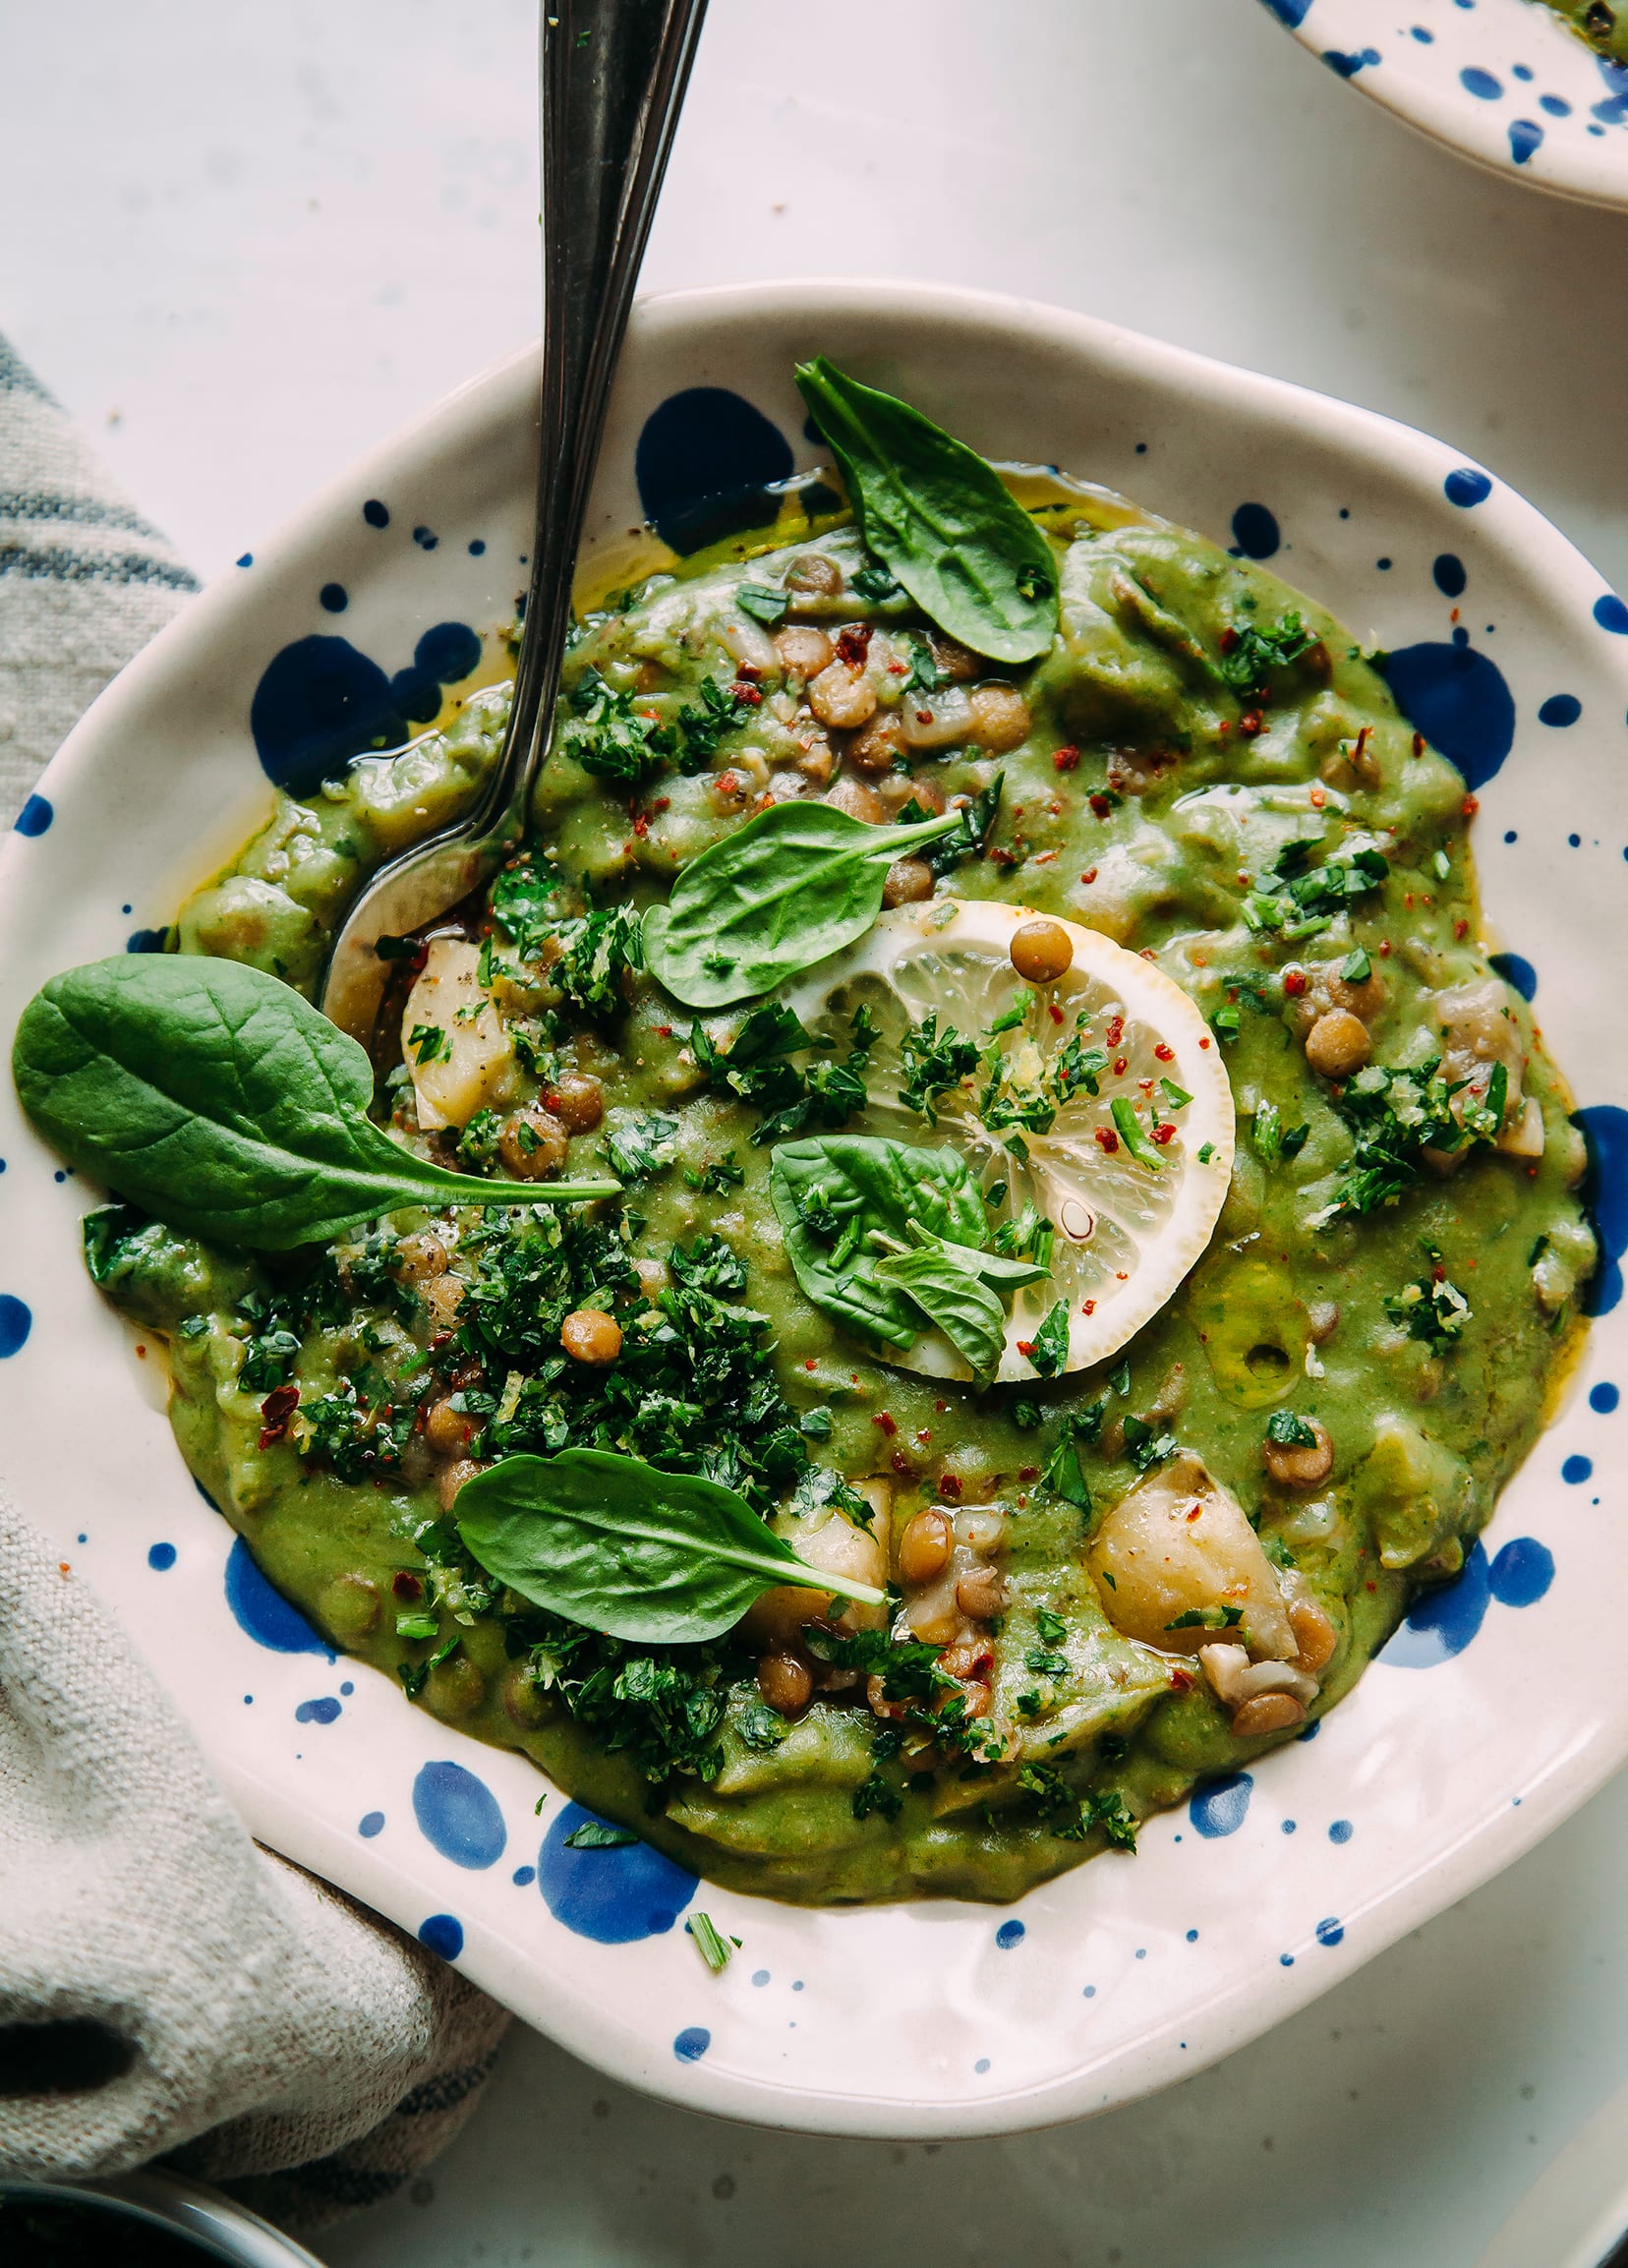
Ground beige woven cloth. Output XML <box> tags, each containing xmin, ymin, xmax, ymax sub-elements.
<box><xmin>0</xmin><ymin>334</ymin><xmax>510</xmax><ymax>2230</ymax></box>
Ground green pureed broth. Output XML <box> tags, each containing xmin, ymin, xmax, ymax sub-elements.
<box><xmin>81</xmin><ymin>463</ymin><xmax>1593</xmax><ymax>1906</ymax></box>
<box><xmin>1541</xmin><ymin>0</ymin><xmax>1628</xmax><ymax>61</ymax></box>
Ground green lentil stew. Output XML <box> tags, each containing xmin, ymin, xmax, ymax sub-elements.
<box><xmin>1542</xmin><ymin>0</ymin><xmax>1628</xmax><ymax>61</ymax></box>
<box><xmin>25</xmin><ymin>370</ymin><xmax>1594</xmax><ymax>1906</ymax></box>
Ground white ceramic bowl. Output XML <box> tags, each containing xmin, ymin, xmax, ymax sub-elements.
<box><xmin>3</xmin><ymin>280</ymin><xmax>1627</xmax><ymax>2140</ymax></box>
<box><xmin>1265</xmin><ymin>0</ymin><xmax>1628</xmax><ymax>208</ymax></box>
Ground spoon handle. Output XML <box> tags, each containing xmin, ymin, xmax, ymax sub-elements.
<box><xmin>482</xmin><ymin>0</ymin><xmax>710</xmax><ymax>844</ymax></box>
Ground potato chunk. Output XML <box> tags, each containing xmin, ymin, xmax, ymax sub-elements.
<box><xmin>741</xmin><ymin>1479</ymin><xmax>891</xmax><ymax>1647</ymax></box>
<box><xmin>1086</xmin><ymin>1450</ymin><xmax>1296</xmax><ymax>1661</ymax></box>
<box><xmin>401</xmin><ymin>938</ymin><xmax>515</xmax><ymax>1132</ymax></box>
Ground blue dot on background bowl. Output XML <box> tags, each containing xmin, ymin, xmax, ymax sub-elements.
<box><xmin>511</xmin><ymin>1865</ymin><xmax>535</xmax><ymax>1888</ymax></box>
<box><xmin>996</xmin><ymin>1919</ymin><xmax>1025</xmax><ymax>1949</ymax></box>
<box><xmin>1260</xmin><ymin>0</ymin><xmax>1313</xmax><ymax>25</ymax></box>
<box><xmin>146</xmin><ymin>1541</ymin><xmax>176</xmax><ymax>1571</ymax></box>
<box><xmin>1488</xmin><ymin>1537</ymin><xmax>1555</xmax><ymax>1607</ymax></box>
<box><xmin>0</xmin><ymin>1297</ymin><xmax>32</xmax><ymax>1359</ymax></box>
<box><xmin>418</xmin><ymin>1913</ymin><xmax>463</xmax><ymax>1961</ymax></box>
<box><xmin>1432</xmin><ymin>552</ymin><xmax>1467</xmax><ymax>598</ymax></box>
<box><xmin>1381</xmin><ymin>1540</ymin><xmax>1490</xmax><ymax>1666</ymax></box>
<box><xmin>1315</xmin><ymin>1916</ymin><xmax>1345</xmax><ymax>1948</ymax></box>
<box><xmin>1378</xmin><ymin>636</ymin><xmax>1514</xmax><ymax>790</ymax></box>
<box><xmin>1563</xmin><ymin>1453</ymin><xmax>1593</xmax><ymax>1484</ymax></box>
<box><xmin>1591</xmin><ymin>1381</ymin><xmax>1619</xmax><ymax>1414</ymax></box>
<box><xmin>1539</xmin><ymin>693</ymin><xmax>1582</xmax><ymax>727</ymax></box>
<box><xmin>635</xmin><ymin>387</ymin><xmax>793</xmax><ymax>553</ymax></box>
<box><xmin>1595</xmin><ymin>595</ymin><xmax>1628</xmax><ymax>635</ymax></box>
<box><xmin>1574</xmin><ymin>1105</ymin><xmax>1628</xmax><ymax>1317</ymax></box>
<box><xmin>12</xmin><ymin>794</ymin><xmax>52</xmax><ymax>838</ymax></box>
<box><xmin>250</xmin><ymin>620</ymin><xmax>481</xmax><ymax>795</ymax></box>
<box><xmin>223</xmin><ymin>1535</ymin><xmax>334</xmax><ymax>1657</ymax></box>
<box><xmin>1189</xmin><ymin>1772</ymin><xmax>1252</xmax><ymax>1838</ymax></box>
<box><xmin>294</xmin><ymin>1696</ymin><xmax>341</xmax><ymax>1725</ymax></box>
<box><xmin>319</xmin><ymin>582</ymin><xmax>348</xmax><ymax>614</ymax></box>
<box><xmin>1488</xmin><ymin>951</ymin><xmax>1537</xmax><ymax>1003</ymax></box>
<box><xmin>1329</xmin><ymin>1820</ymin><xmax>1354</xmax><ymax>1844</ymax></box>
<box><xmin>363</xmin><ymin>498</ymin><xmax>389</xmax><ymax>529</ymax></box>
<box><xmin>673</xmin><ymin>2027</ymin><xmax>711</xmax><ymax>2064</ymax></box>
<box><xmin>537</xmin><ymin>1802</ymin><xmax>697</xmax><ymax>1943</ymax></box>
<box><xmin>1444</xmin><ymin>467</ymin><xmax>1492</xmax><ymax>508</ymax></box>
<box><xmin>412</xmin><ymin>1759</ymin><xmax>507</xmax><ymax>1871</ymax></box>
<box><xmin>358</xmin><ymin>1811</ymin><xmax>384</xmax><ymax>1839</ymax></box>
<box><xmin>1508</xmin><ymin>119</ymin><xmax>1544</xmax><ymax>165</ymax></box>
<box><xmin>1229</xmin><ymin>502</ymin><xmax>1279</xmax><ymax>559</ymax></box>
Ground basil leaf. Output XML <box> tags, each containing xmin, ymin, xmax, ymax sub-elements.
<box><xmin>642</xmin><ymin>797</ymin><xmax>976</xmax><ymax>1011</ymax></box>
<box><xmin>454</xmin><ymin>1448</ymin><xmax>885</xmax><ymax>1645</ymax></box>
<box><xmin>564</xmin><ymin>1822</ymin><xmax>639</xmax><ymax>1849</ymax></box>
<box><xmin>794</xmin><ymin>357</ymin><xmax>1059</xmax><ymax>664</ymax></box>
<box><xmin>768</xmin><ymin>1134</ymin><xmax>988</xmax><ymax>1352</ymax></box>
<box><xmin>872</xmin><ymin>1242</ymin><xmax>1006</xmax><ymax>1378</ymax></box>
<box><xmin>13</xmin><ymin>956</ymin><xmax>617</xmax><ymax>1250</ymax></box>
<box><xmin>932</xmin><ymin>1237</ymin><xmax>1051</xmax><ymax>1292</ymax></box>
<box><xmin>1026</xmin><ymin>1300</ymin><xmax>1072</xmax><ymax>1379</ymax></box>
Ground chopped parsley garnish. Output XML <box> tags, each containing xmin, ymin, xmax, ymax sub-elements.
<box><xmin>1312</xmin><ymin>1057</ymin><xmax>1504</xmax><ymax>1223</ymax></box>
<box><xmin>1123</xmin><ymin>1415</ymin><xmax>1178</xmax><ymax>1471</ymax></box>
<box><xmin>1025</xmin><ymin>1300</ymin><xmax>1072</xmax><ymax>1379</ymax></box>
<box><xmin>408</xmin><ymin>1022</ymin><xmax>451</xmax><ymax>1067</ymax></box>
<box><xmin>734</xmin><ymin>582</ymin><xmax>787</xmax><ymax>626</ymax></box>
<box><xmin>564</xmin><ymin>1821</ymin><xmax>640</xmax><ymax>1848</ymax></box>
<box><xmin>1383</xmin><ymin>1239</ymin><xmax>1472</xmax><ymax>1354</ymax></box>
<box><xmin>1252</xmin><ymin>1098</ymin><xmax>1309</xmax><ymax>1167</ymax></box>
<box><xmin>600</xmin><ymin>1110</ymin><xmax>679</xmax><ymax>1185</ymax></box>
<box><xmin>1216</xmin><ymin>610</ymin><xmax>1318</xmax><ymax>692</ymax></box>
<box><xmin>899</xmin><ymin>1012</ymin><xmax>979</xmax><ymax>1124</ymax></box>
<box><xmin>682</xmin><ymin>1149</ymin><xmax>746</xmax><ymax>1196</ymax></box>
<box><xmin>1265</xmin><ymin>1410</ymin><xmax>1318</xmax><ymax>1448</ymax></box>
<box><xmin>1018</xmin><ymin>1761</ymin><xmax>1138</xmax><ymax>1849</ymax></box>
<box><xmin>564</xmin><ymin>669</ymin><xmax>672</xmax><ymax>785</ymax></box>
<box><xmin>691</xmin><ymin>1002</ymin><xmax>872</xmax><ymax>1144</ymax></box>
<box><xmin>1242</xmin><ymin>844</ymin><xmax>1388</xmax><ymax>943</ymax></box>
<box><xmin>687</xmin><ymin>1911</ymin><xmax>734</xmax><ymax>1970</ymax></box>
<box><xmin>1165</xmin><ymin>1604</ymin><xmax>1243</xmax><ymax>1632</ymax></box>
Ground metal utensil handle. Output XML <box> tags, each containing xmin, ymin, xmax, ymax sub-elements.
<box><xmin>479</xmin><ymin>0</ymin><xmax>710</xmax><ymax>842</ymax></box>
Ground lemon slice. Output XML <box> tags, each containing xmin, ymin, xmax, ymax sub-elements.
<box><xmin>781</xmin><ymin>899</ymin><xmax>1235</xmax><ymax>1383</ymax></box>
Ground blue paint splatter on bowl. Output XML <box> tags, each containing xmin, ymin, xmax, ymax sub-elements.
<box><xmin>635</xmin><ymin>388</ymin><xmax>793</xmax><ymax>553</ymax></box>
<box><xmin>1574</xmin><ymin>1105</ymin><xmax>1628</xmax><ymax>1315</ymax></box>
<box><xmin>1590</xmin><ymin>1381</ymin><xmax>1619</xmax><ymax>1414</ymax></box>
<box><xmin>1230</xmin><ymin>502</ymin><xmax>1280</xmax><ymax>559</ymax></box>
<box><xmin>1433</xmin><ymin>552</ymin><xmax>1467</xmax><ymax>598</ymax></box>
<box><xmin>538</xmin><ymin>1803</ymin><xmax>696</xmax><ymax>1943</ymax></box>
<box><xmin>0</xmin><ymin>1297</ymin><xmax>33</xmax><ymax>1360</ymax></box>
<box><xmin>1381</xmin><ymin>1541</ymin><xmax>1490</xmax><ymax>1666</ymax></box>
<box><xmin>673</xmin><ymin>2027</ymin><xmax>711</xmax><ymax>2063</ymax></box>
<box><xmin>1461</xmin><ymin>66</ymin><xmax>1503</xmax><ymax>98</ymax></box>
<box><xmin>359</xmin><ymin>1812</ymin><xmax>384</xmax><ymax>1838</ymax></box>
<box><xmin>295</xmin><ymin>1697</ymin><xmax>341</xmax><ymax>1725</ymax></box>
<box><xmin>418</xmin><ymin>1914</ymin><xmax>463</xmax><ymax>1960</ymax></box>
<box><xmin>1379</xmin><ymin>636</ymin><xmax>1514</xmax><ymax>789</ymax></box>
<box><xmin>250</xmin><ymin>622</ymin><xmax>481</xmax><ymax>795</ymax></box>
<box><xmin>1190</xmin><ymin>1773</ymin><xmax>1253</xmax><ymax>1837</ymax></box>
<box><xmin>995</xmin><ymin>1919</ymin><xmax>1025</xmax><ymax>1949</ymax></box>
<box><xmin>224</xmin><ymin>1535</ymin><xmax>333</xmax><ymax>1657</ymax></box>
<box><xmin>1563</xmin><ymin>1454</ymin><xmax>1594</xmax><ymax>1484</ymax></box>
<box><xmin>1315</xmin><ymin>1916</ymin><xmax>1346</xmax><ymax>1948</ymax></box>
<box><xmin>412</xmin><ymin>1760</ymin><xmax>507</xmax><ymax>1871</ymax></box>
<box><xmin>146</xmin><ymin>1541</ymin><xmax>176</xmax><ymax>1571</ymax></box>
<box><xmin>1539</xmin><ymin>694</ymin><xmax>1582</xmax><ymax>727</ymax></box>
<box><xmin>1444</xmin><ymin>467</ymin><xmax>1492</xmax><ymax>507</ymax></box>
<box><xmin>13</xmin><ymin>794</ymin><xmax>52</xmax><ymax>837</ymax></box>
<box><xmin>1595</xmin><ymin>595</ymin><xmax>1628</xmax><ymax>635</ymax></box>
<box><xmin>1508</xmin><ymin>119</ymin><xmax>1544</xmax><ymax>164</ymax></box>
<box><xmin>363</xmin><ymin>499</ymin><xmax>389</xmax><ymax>529</ymax></box>
<box><xmin>1488</xmin><ymin>1538</ymin><xmax>1555</xmax><ymax>1606</ymax></box>
<box><xmin>1329</xmin><ymin>1819</ymin><xmax>1354</xmax><ymax>1843</ymax></box>
<box><xmin>1488</xmin><ymin>951</ymin><xmax>1537</xmax><ymax>1002</ymax></box>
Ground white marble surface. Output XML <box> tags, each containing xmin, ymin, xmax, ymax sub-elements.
<box><xmin>4</xmin><ymin>1</ymin><xmax>1628</xmax><ymax>2260</ymax></box>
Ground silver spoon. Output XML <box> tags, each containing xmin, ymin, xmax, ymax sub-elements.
<box><xmin>319</xmin><ymin>0</ymin><xmax>710</xmax><ymax>1041</ymax></box>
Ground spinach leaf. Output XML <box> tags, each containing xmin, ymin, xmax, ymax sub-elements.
<box><xmin>643</xmin><ymin>794</ymin><xmax>993</xmax><ymax>1010</ymax></box>
<box><xmin>768</xmin><ymin>1134</ymin><xmax>989</xmax><ymax>1353</ymax></box>
<box><xmin>14</xmin><ymin>956</ymin><xmax>616</xmax><ymax>1250</ymax></box>
<box><xmin>872</xmin><ymin>1240</ymin><xmax>1005</xmax><ymax>1377</ymax></box>
<box><xmin>453</xmin><ymin>1447</ymin><xmax>885</xmax><ymax>1645</ymax></box>
<box><xmin>794</xmin><ymin>357</ymin><xmax>1058</xmax><ymax>664</ymax></box>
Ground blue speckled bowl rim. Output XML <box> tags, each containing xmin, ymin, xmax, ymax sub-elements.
<box><xmin>1</xmin><ymin>279</ymin><xmax>1626</xmax><ymax>2138</ymax></box>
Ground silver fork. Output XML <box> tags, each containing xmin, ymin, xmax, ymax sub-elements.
<box><xmin>318</xmin><ymin>0</ymin><xmax>710</xmax><ymax>1041</ymax></box>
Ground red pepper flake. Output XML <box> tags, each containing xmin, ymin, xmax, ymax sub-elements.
<box><xmin>916</xmin><ymin>710</ymin><xmax>933</xmax><ymax>726</ymax></box>
<box><xmin>631</xmin><ymin>811</ymin><xmax>650</xmax><ymax>838</ymax></box>
<box><xmin>938</xmin><ymin>1474</ymin><xmax>962</xmax><ymax>1499</ymax></box>
<box><xmin>1018</xmin><ymin>1465</ymin><xmax>1039</xmax><ymax>1483</ymax></box>
<box><xmin>804</xmin><ymin>1358</ymin><xmax>817</xmax><ymax>1370</ymax></box>
<box><xmin>1413</xmin><ymin>732</ymin><xmax>1425</xmax><ymax>756</ymax></box>
<box><xmin>1378</xmin><ymin>939</ymin><xmax>1392</xmax><ymax>958</ymax></box>
<box><xmin>916</xmin><ymin>1428</ymin><xmax>932</xmax><ymax>1444</ymax></box>
<box><xmin>1049</xmin><ymin>1002</ymin><xmax>1065</xmax><ymax>1024</ymax></box>
<box><xmin>1113</xmin><ymin>1056</ymin><xmax>1128</xmax><ymax>1076</ymax></box>
<box><xmin>1462</xmin><ymin>793</ymin><xmax>1479</xmax><ymax>818</ymax></box>
<box><xmin>1080</xmin><ymin>867</ymin><xmax>1098</xmax><ymax>885</ymax></box>
<box><xmin>1153</xmin><ymin>1042</ymin><xmax>1174</xmax><ymax>1061</ymax></box>
<box><xmin>58</xmin><ymin>1562</ymin><xmax>71</xmax><ymax>1577</ymax></box>
<box><xmin>1366</xmin><ymin>1580</ymin><xmax>1377</xmax><ymax>1593</ymax></box>
<box><xmin>1053</xmin><ymin>744</ymin><xmax>1080</xmax><ymax>773</ymax></box>
<box><xmin>1239</xmin><ymin>710</ymin><xmax>1264</xmax><ymax>738</ymax></box>
<box><xmin>873</xmin><ymin>1412</ymin><xmax>898</xmax><ymax>1437</ymax></box>
<box><xmin>1187</xmin><ymin>1503</ymin><xmax>1203</xmax><ymax>1522</ymax></box>
<box><xmin>652</xmin><ymin>795</ymin><xmax>670</xmax><ymax>812</ymax></box>
<box><xmin>1199</xmin><ymin>1034</ymin><xmax>1212</xmax><ymax>1049</ymax></box>
<box><xmin>1453</xmin><ymin>917</ymin><xmax>1470</xmax><ymax>940</ymax></box>
<box><xmin>259</xmin><ymin>1382</ymin><xmax>300</xmax><ymax>1450</ymax></box>
<box><xmin>655</xmin><ymin>1023</ymin><xmax>672</xmax><ymax>1038</ymax></box>
<box><xmin>835</xmin><ymin>624</ymin><xmax>873</xmax><ymax>667</ymax></box>
<box><xmin>1115</xmin><ymin>1270</ymin><xmax>1129</xmax><ymax>1282</ymax></box>
<box><xmin>987</xmin><ymin>846</ymin><xmax>1018</xmax><ymax>868</ymax></box>
<box><xmin>1105</xmin><ymin>1016</ymin><xmax>1124</xmax><ymax>1046</ymax></box>
<box><xmin>717</xmin><ymin>771</ymin><xmax>738</xmax><ymax>796</ymax></box>
<box><xmin>1089</xmin><ymin>793</ymin><xmax>1113</xmax><ymax>818</ymax></box>
<box><xmin>1170</xmin><ymin>1665</ymin><xmax>1196</xmax><ymax>1692</ymax></box>
<box><xmin>1219</xmin><ymin>627</ymin><xmax>1240</xmax><ymax>655</ymax></box>
<box><xmin>1283</xmin><ymin>968</ymin><xmax>1308</xmax><ymax>997</ymax></box>
<box><xmin>936</xmin><ymin>1399</ymin><xmax>950</xmax><ymax>1414</ymax></box>
<box><xmin>1016</xmin><ymin>1340</ymin><xmax>1035</xmax><ymax>1358</ymax></box>
<box><xmin>729</xmin><ymin>679</ymin><xmax>763</xmax><ymax>706</ymax></box>
<box><xmin>891</xmin><ymin>1449</ymin><xmax>914</xmax><ymax>1476</ymax></box>
<box><xmin>135</xmin><ymin>1344</ymin><xmax>147</xmax><ymax>1359</ymax></box>
<box><xmin>1309</xmin><ymin>785</ymin><xmax>1327</xmax><ymax>809</ymax></box>
<box><xmin>392</xmin><ymin>1570</ymin><xmax>424</xmax><ymax>1600</ymax></box>
<box><xmin>1094</xmin><ymin>1127</ymin><xmax>1120</xmax><ymax>1153</ymax></box>
<box><xmin>1153</xmin><ymin>1122</ymin><xmax>1176</xmax><ymax>1144</ymax></box>
<box><xmin>1081</xmin><ymin>1299</ymin><xmax>1096</xmax><ymax>1316</ymax></box>
<box><xmin>887</xmin><ymin>660</ymin><xmax>906</xmax><ymax>675</ymax></box>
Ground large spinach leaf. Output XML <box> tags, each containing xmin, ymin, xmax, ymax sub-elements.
<box><xmin>642</xmin><ymin>791</ymin><xmax>996</xmax><ymax>1011</ymax></box>
<box><xmin>795</xmin><ymin>357</ymin><xmax>1059</xmax><ymax>664</ymax></box>
<box><xmin>14</xmin><ymin>956</ymin><xmax>616</xmax><ymax>1250</ymax></box>
<box><xmin>454</xmin><ymin>1447</ymin><xmax>885</xmax><ymax>1645</ymax></box>
<box><xmin>769</xmin><ymin>1134</ymin><xmax>996</xmax><ymax>1353</ymax></box>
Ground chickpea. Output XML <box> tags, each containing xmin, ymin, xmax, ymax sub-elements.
<box><xmin>1307</xmin><ymin>1302</ymin><xmax>1340</xmax><ymax>1343</ymax></box>
<box><xmin>874</xmin><ymin>771</ymin><xmax>945</xmax><ymax>819</ymax></box>
<box><xmin>1262</xmin><ymin>1415</ymin><xmax>1334</xmax><ymax>1488</ymax></box>
<box><xmin>898</xmin><ymin>1507</ymin><xmax>952</xmax><ymax>1587</ymax></box>
<box><xmin>966</xmin><ymin>683</ymin><xmax>1032</xmax><ymax>752</ymax></box>
<box><xmin>927</xmin><ymin>633</ymin><xmax>981</xmax><ymax>682</ymax></box>
<box><xmin>421</xmin><ymin>1273</ymin><xmax>465</xmax><ymax>1330</ymax></box>
<box><xmin>561</xmin><ymin>1308</ymin><xmax>623</xmax><ymax>1366</ymax></box>
<box><xmin>882</xmin><ymin>857</ymin><xmax>935</xmax><ymax>909</ymax></box>
<box><xmin>1010</xmin><ymin>918</ymin><xmax>1075</xmax><ymax>984</ymax></box>
<box><xmin>1305</xmin><ymin>1010</ymin><xmax>1371</xmax><ymax>1078</ymax></box>
<box><xmin>549</xmin><ymin>1072</ymin><xmax>604</xmax><ymax>1134</ymax></box>
<box><xmin>904</xmin><ymin>1592</ymin><xmax>961</xmax><ymax>1647</ymax></box>
<box><xmin>774</xmin><ymin>624</ymin><xmax>834</xmax><ymax>678</ymax></box>
<box><xmin>501</xmin><ymin>1664</ymin><xmax>549</xmax><ymax>1729</ymax></box>
<box><xmin>845</xmin><ymin>713</ymin><xmax>905</xmax><ymax>774</ymax></box>
<box><xmin>437</xmin><ymin>1456</ymin><xmax>485</xmax><ymax>1512</ymax></box>
<box><xmin>785</xmin><ymin>552</ymin><xmax>843</xmax><ymax>598</ymax></box>
<box><xmin>808</xmin><ymin>662</ymin><xmax>877</xmax><ymax>731</ymax></box>
<box><xmin>794</xmin><ymin>739</ymin><xmax>835</xmax><ymax>784</ymax></box>
<box><xmin>1230</xmin><ymin>1692</ymin><xmax>1306</xmax><ymax>1738</ymax></box>
<box><xmin>424</xmin><ymin>1395</ymin><xmax>475</xmax><ymax>1459</ymax></box>
<box><xmin>633</xmin><ymin>1256</ymin><xmax>669</xmax><ymax>1300</ymax></box>
<box><xmin>395</xmin><ymin>1232</ymin><xmax>447</xmax><ymax>1281</ymax></box>
<box><xmin>425</xmin><ymin>1655</ymin><xmax>486</xmax><ymax>1721</ymax></box>
<box><xmin>1289</xmin><ymin>1595</ymin><xmax>1338</xmax><ymax>1677</ymax></box>
<box><xmin>955</xmin><ymin>1564</ymin><xmax>1006</xmax><ymax>1621</ymax></box>
<box><xmin>825</xmin><ymin>776</ymin><xmax>884</xmax><ymax>825</ymax></box>
<box><xmin>498</xmin><ymin>1103</ymin><xmax>569</xmax><ymax>1179</ymax></box>
<box><xmin>757</xmin><ymin>1650</ymin><xmax>813</xmax><ymax>1716</ymax></box>
<box><xmin>320</xmin><ymin>1570</ymin><xmax>380</xmax><ymax>1642</ymax></box>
